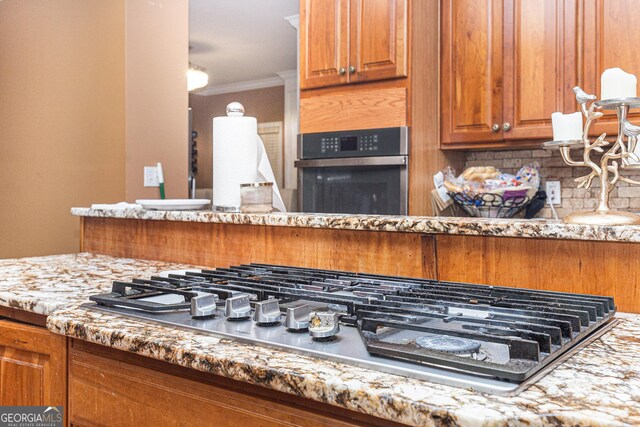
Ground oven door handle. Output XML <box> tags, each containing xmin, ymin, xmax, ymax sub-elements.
<box><xmin>294</xmin><ymin>156</ymin><xmax>407</xmax><ymax>168</ymax></box>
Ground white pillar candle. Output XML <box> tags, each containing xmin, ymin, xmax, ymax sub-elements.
<box><xmin>601</xmin><ymin>68</ymin><xmax>637</xmax><ymax>100</ymax></box>
<box><xmin>552</xmin><ymin>112</ymin><xmax>583</xmax><ymax>141</ymax></box>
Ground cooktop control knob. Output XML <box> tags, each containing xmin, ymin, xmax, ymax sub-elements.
<box><xmin>285</xmin><ymin>304</ymin><xmax>310</xmax><ymax>332</ymax></box>
<box><xmin>253</xmin><ymin>299</ymin><xmax>282</xmax><ymax>325</ymax></box>
<box><xmin>308</xmin><ymin>311</ymin><xmax>340</xmax><ymax>340</ymax></box>
<box><xmin>190</xmin><ymin>294</ymin><xmax>218</xmax><ymax>319</ymax></box>
<box><xmin>225</xmin><ymin>294</ymin><xmax>251</xmax><ymax>320</ymax></box>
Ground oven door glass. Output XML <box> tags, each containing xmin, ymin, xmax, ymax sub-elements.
<box><xmin>301</xmin><ymin>165</ymin><xmax>406</xmax><ymax>215</ymax></box>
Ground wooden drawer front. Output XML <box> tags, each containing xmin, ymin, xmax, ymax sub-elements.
<box><xmin>69</xmin><ymin>347</ymin><xmax>360</xmax><ymax>427</ymax></box>
<box><xmin>300</xmin><ymin>86</ymin><xmax>407</xmax><ymax>133</ymax></box>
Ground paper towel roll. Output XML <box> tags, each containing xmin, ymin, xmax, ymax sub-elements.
<box><xmin>257</xmin><ymin>136</ymin><xmax>286</xmax><ymax>212</ymax></box>
<box><xmin>212</xmin><ymin>103</ymin><xmax>287</xmax><ymax>212</ymax></box>
<box><xmin>213</xmin><ymin>111</ymin><xmax>258</xmax><ymax>210</ymax></box>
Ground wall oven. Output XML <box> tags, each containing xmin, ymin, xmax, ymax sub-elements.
<box><xmin>295</xmin><ymin>127</ymin><xmax>408</xmax><ymax>215</ymax></box>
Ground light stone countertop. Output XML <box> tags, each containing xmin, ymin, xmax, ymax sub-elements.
<box><xmin>2</xmin><ymin>253</ymin><xmax>639</xmax><ymax>427</ymax></box>
<box><xmin>71</xmin><ymin>207</ymin><xmax>640</xmax><ymax>243</ymax></box>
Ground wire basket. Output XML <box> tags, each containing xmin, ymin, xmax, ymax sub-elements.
<box><xmin>449</xmin><ymin>190</ymin><xmax>532</xmax><ymax>218</ymax></box>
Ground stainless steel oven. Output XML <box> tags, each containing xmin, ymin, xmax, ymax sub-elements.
<box><xmin>295</xmin><ymin>127</ymin><xmax>408</xmax><ymax>215</ymax></box>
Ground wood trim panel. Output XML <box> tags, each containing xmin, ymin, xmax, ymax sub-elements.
<box><xmin>0</xmin><ymin>306</ymin><xmax>47</xmax><ymax>328</ymax></box>
<box><xmin>69</xmin><ymin>340</ymin><xmax>403</xmax><ymax>427</ymax></box>
<box><xmin>300</xmin><ymin>86</ymin><xmax>407</xmax><ymax>133</ymax></box>
<box><xmin>439</xmin><ymin>138</ymin><xmax>550</xmax><ymax>151</ymax></box>
<box><xmin>436</xmin><ymin>234</ymin><xmax>640</xmax><ymax>313</ymax></box>
<box><xmin>81</xmin><ymin>217</ymin><xmax>437</xmax><ymax>279</ymax></box>
<box><xmin>409</xmin><ymin>0</ymin><xmax>464</xmax><ymax>215</ymax></box>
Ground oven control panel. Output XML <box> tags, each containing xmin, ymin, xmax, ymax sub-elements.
<box><xmin>299</xmin><ymin>127</ymin><xmax>408</xmax><ymax>159</ymax></box>
<box><xmin>319</xmin><ymin>134</ymin><xmax>379</xmax><ymax>154</ymax></box>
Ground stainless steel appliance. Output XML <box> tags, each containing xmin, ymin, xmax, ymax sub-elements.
<box><xmin>295</xmin><ymin>127</ymin><xmax>408</xmax><ymax>215</ymax></box>
<box><xmin>86</xmin><ymin>263</ymin><xmax>617</xmax><ymax>396</ymax></box>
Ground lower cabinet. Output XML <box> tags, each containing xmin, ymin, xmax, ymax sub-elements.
<box><xmin>68</xmin><ymin>340</ymin><xmax>394</xmax><ymax>427</ymax></box>
<box><xmin>0</xmin><ymin>317</ymin><xmax>67</xmax><ymax>420</ymax></box>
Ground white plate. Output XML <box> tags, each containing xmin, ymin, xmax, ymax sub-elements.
<box><xmin>135</xmin><ymin>199</ymin><xmax>211</xmax><ymax>211</ymax></box>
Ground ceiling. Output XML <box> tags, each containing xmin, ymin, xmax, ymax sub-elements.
<box><xmin>189</xmin><ymin>0</ymin><xmax>298</xmax><ymax>92</ymax></box>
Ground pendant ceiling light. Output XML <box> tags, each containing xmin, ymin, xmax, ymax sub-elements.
<box><xmin>187</xmin><ymin>63</ymin><xmax>209</xmax><ymax>91</ymax></box>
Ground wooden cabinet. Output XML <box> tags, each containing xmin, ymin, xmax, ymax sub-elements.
<box><xmin>503</xmin><ymin>0</ymin><xmax>578</xmax><ymax>140</ymax></box>
<box><xmin>441</xmin><ymin>0</ymin><xmax>578</xmax><ymax>148</ymax></box>
<box><xmin>582</xmin><ymin>0</ymin><xmax>640</xmax><ymax>134</ymax></box>
<box><xmin>441</xmin><ymin>0</ymin><xmax>504</xmax><ymax>145</ymax></box>
<box><xmin>69</xmin><ymin>340</ymin><xmax>395</xmax><ymax>426</ymax></box>
<box><xmin>300</xmin><ymin>0</ymin><xmax>407</xmax><ymax>89</ymax></box>
<box><xmin>0</xmin><ymin>318</ymin><xmax>67</xmax><ymax>411</ymax></box>
<box><xmin>300</xmin><ymin>0</ymin><xmax>349</xmax><ymax>89</ymax></box>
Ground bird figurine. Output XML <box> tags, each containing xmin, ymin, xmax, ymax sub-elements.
<box><xmin>622</xmin><ymin>119</ymin><xmax>640</xmax><ymax>138</ymax></box>
<box><xmin>621</xmin><ymin>119</ymin><xmax>640</xmax><ymax>164</ymax></box>
<box><xmin>573</xmin><ymin>86</ymin><xmax>596</xmax><ymax>105</ymax></box>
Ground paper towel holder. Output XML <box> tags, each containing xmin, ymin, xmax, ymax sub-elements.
<box><xmin>226</xmin><ymin>102</ymin><xmax>245</xmax><ymax>117</ymax></box>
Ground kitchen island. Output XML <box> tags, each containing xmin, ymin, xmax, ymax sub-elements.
<box><xmin>72</xmin><ymin>208</ymin><xmax>640</xmax><ymax>313</ymax></box>
<box><xmin>0</xmin><ymin>253</ymin><xmax>638</xmax><ymax>426</ymax></box>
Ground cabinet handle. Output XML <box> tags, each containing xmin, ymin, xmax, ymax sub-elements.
<box><xmin>349</xmin><ymin>66</ymin><xmax>356</xmax><ymax>74</ymax></box>
<box><xmin>503</xmin><ymin>122</ymin><xmax>512</xmax><ymax>132</ymax></box>
<box><xmin>492</xmin><ymin>124</ymin><xmax>500</xmax><ymax>132</ymax></box>
<box><xmin>338</xmin><ymin>67</ymin><xmax>346</xmax><ymax>75</ymax></box>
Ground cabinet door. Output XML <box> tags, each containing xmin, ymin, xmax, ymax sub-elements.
<box><xmin>441</xmin><ymin>0</ymin><xmax>504</xmax><ymax>145</ymax></box>
<box><xmin>349</xmin><ymin>0</ymin><xmax>407</xmax><ymax>83</ymax></box>
<box><xmin>70</xmin><ymin>344</ymin><xmax>365</xmax><ymax>426</ymax></box>
<box><xmin>502</xmin><ymin>0</ymin><xmax>578</xmax><ymax>141</ymax></box>
<box><xmin>300</xmin><ymin>0</ymin><xmax>349</xmax><ymax>89</ymax></box>
<box><xmin>0</xmin><ymin>319</ymin><xmax>67</xmax><ymax>410</ymax></box>
<box><xmin>583</xmin><ymin>0</ymin><xmax>640</xmax><ymax>135</ymax></box>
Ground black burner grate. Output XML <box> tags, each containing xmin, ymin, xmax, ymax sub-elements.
<box><xmin>89</xmin><ymin>263</ymin><xmax>616</xmax><ymax>383</ymax></box>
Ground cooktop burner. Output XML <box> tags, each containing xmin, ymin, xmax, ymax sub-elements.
<box><xmin>416</xmin><ymin>336</ymin><xmax>482</xmax><ymax>354</ymax></box>
<box><xmin>85</xmin><ymin>263</ymin><xmax>617</xmax><ymax>395</ymax></box>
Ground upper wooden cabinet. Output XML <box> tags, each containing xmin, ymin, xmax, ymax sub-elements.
<box><xmin>582</xmin><ymin>0</ymin><xmax>640</xmax><ymax>133</ymax></box>
<box><xmin>441</xmin><ymin>0</ymin><xmax>504</xmax><ymax>145</ymax></box>
<box><xmin>503</xmin><ymin>0</ymin><xmax>578</xmax><ymax>141</ymax></box>
<box><xmin>300</xmin><ymin>0</ymin><xmax>349</xmax><ymax>89</ymax></box>
<box><xmin>441</xmin><ymin>0</ymin><xmax>577</xmax><ymax>148</ymax></box>
<box><xmin>300</xmin><ymin>0</ymin><xmax>407</xmax><ymax>89</ymax></box>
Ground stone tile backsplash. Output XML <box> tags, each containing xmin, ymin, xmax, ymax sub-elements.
<box><xmin>465</xmin><ymin>149</ymin><xmax>640</xmax><ymax>219</ymax></box>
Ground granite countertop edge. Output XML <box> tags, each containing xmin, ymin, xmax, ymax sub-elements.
<box><xmin>71</xmin><ymin>207</ymin><xmax>640</xmax><ymax>243</ymax></box>
<box><xmin>1</xmin><ymin>253</ymin><xmax>637</xmax><ymax>427</ymax></box>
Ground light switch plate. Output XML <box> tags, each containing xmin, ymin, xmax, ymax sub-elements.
<box><xmin>144</xmin><ymin>166</ymin><xmax>159</xmax><ymax>187</ymax></box>
<box><xmin>546</xmin><ymin>181</ymin><xmax>561</xmax><ymax>205</ymax></box>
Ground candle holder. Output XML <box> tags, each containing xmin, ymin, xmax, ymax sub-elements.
<box><xmin>542</xmin><ymin>87</ymin><xmax>640</xmax><ymax>225</ymax></box>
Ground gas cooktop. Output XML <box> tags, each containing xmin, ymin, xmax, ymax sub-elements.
<box><xmin>85</xmin><ymin>263</ymin><xmax>617</xmax><ymax>395</ymax></box>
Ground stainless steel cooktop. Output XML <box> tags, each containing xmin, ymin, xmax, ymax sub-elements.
<box><xmin>85</xmin><ymin>263</ymin><xmax>617</xmax><ymax>395</ymax></box>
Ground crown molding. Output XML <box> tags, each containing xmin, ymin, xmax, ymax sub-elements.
<box><xmin>276</xmin><ymin>69</ymin><xmax>298</xmax><ymax>83</ymax></box>
<box><xmin>194</xmin><ymin>76</ymin><xmax>284</xmax><ymax>96</ymax></box>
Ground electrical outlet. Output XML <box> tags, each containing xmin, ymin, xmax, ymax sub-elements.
<box><xmin>144</xmin><ymin>166</ymin><xmax>159</xmax><ymax>187</ymax></box>
<box><xmin>546</xmin><ymin>181</ymin><xmax>561</xmax><ymax>205</ymax></box>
